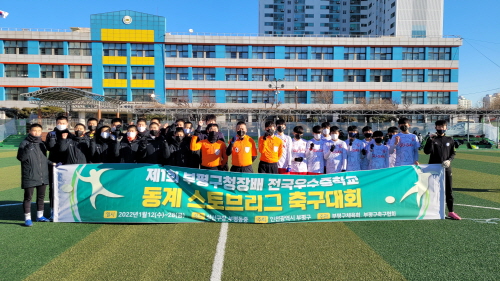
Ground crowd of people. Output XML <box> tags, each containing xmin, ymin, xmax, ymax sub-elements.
<box><xmin>17</xmin><ymin>114</ymin><xmax>461</xmax><ymax>226</ymax></box>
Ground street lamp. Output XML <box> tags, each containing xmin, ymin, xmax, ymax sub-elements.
<box><xmin>294</xmin><ymin>86</ymin><xmax>299</xmax><ymax>109</ymax></box>
<box><xmin>268</xmin><ymin>78</ymin><xmax>285</xmax><ymax>107</ymax></box>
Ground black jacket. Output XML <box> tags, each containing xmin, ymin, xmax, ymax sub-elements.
<box><xmin>164</xmin><ymin>137</ymin><xmax>197</xmax><ymax>168</ymax></box>
<box><xmin>17</xmin><ymin>134</ymin><xmax>53</xmax><ymax>189</ymax></box>
<box><xmin>58</xmin><ymin>134</ymin><xmax>90</xmax><ymax>164</ymax></box>
<box><xmin>112</xmin><ymin>137</ymin><xmax>141</xmax><ymax>163</ymax></box>
<box><xmin>137</xmin><ymin>135</ymin><xmax>166</xmax><ymax>164</ymax></box>
<box><xmin>45</xmin><ymin>128</ymin><xmax>70</xmax><ymax>163</ymax></box>
<box><xmin>424</xmin><ymin>135</ymin><xmax>456</xmax><ymax>167</ymax></box>
<box><xmin>195</xmin><ymin>125</ymin><xmax>225</xmax><ymax>142</ymax></box>
<box><xmin>89</xmin><ymin>135</ymin><xmax>114</xmax><ymax>163</ymax></box>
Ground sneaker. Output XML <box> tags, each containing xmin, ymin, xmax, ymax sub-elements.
<box><xmin>448</xmin><ymin>212</ymin><xmax>461</xmax><ymax>220</ymax></box>
<box><xmin>36</xmin><ymin>216</ymin><xmax>50</xmax><ymax>222</ymax></box>
<box><xmin>49</xmin><ymin>216</ymin><xmax>53</xmax><ymax>222</ymax></box>
<box><xmin>25</xmin><ymin>220</ymin><xmax>33</xmax><ymax>227</ymax></box>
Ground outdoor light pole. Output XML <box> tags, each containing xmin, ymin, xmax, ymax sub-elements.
<box><xmin>268</xmin><ymin>78</ymin><xmax>285</xmax><ymax>107</ymax></box>
<box><xmin>294</xmin><ymin>85</ymin><xmax>299</xmax><ymax>109</ymax></box>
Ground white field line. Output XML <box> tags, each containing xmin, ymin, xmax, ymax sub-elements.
<box><xmin>0</xmin><ymin>201</ymin><xmax>50</xmax><ymax>207</ymax></box>
<box><xmin>455</xmin><ymin>204</ymin><xmax>500</xmax><ymax>211</ymax></box>
<box><xmin>210</xmin><ymin>222</ymin><xmax>229</xmax><ymax>281</ymax></box>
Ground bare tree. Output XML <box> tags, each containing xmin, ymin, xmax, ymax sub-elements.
<box><xmin>175</xmin><ymin>98</ymin><xmax>191</xmax><ymax>108</ymax></box>
<box><xmin>312</xmin><ymin>91</ymin><xmax>334</xmax><ymax>109</ymax></box>
<box><xmin>198</xmin><ymin>96</ymin><xmax>216</xmax><ymax>109</ymax></box>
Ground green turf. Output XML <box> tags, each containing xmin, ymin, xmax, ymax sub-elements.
<box><xmin>0</xmin><ymin>157</ymin><xmax>21</xmax><ymax>169</ymax></box>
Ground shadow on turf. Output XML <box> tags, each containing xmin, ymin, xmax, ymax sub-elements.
<box><xmin>0</xmin><ymin>202</ymin><xmax>51</xmax><ymax>226</ymax></box>
<box><xmin>454</xmin><ymin>188</ymin><xmax>500</xmax><ymax>193</ymax></box>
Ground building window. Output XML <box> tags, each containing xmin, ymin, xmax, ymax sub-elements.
<box><xmin>344</xmin><ymin>47</ymin><xmax>366</xmax><ymax>60</ymax></box>
<box><xmin>192</xmin><ymin>68</ymin><xmax>216</xmax><ymax>81</ymax></box>
<box><xmin>104</xmin><ymin>88</ymin><xmax>127</xmax><ymax>101</ymax></box>
<box><xmin>369</xmin><ymin>91</ymin><xmax>392</xmax><ymax>103</ymax></box>
<box><xmin>103</xmin><ymin>43</ymin><xmax>126</xmax><ymax>56</ymax></box>
<box><xmin>401</xmin><ymin>92</ymin><xmax>424</xmax><ymax>104</ymax></box>
<box><xmin>5</xmin><ymin>87</ymin><xmax>28</xmax><ymax>101</ymax></box>
<box><xmin>69</xmin><ymin>42</ymin><xmax>91</xmax><ymax>56</ymax></box>
<box><xmin>402</xmin><ymin>69</ymin><xmax>424</xmax><ymax>82</ymax></box>
<box><xmin>403</xmin><ymin>47</ymin><xmax>425</xmax><ymax>60</ymax></box>
<box><xmin>69</xmin><ymin>66</ymin><xmax>92</xmax><ymax>79</ymax></box>
<box><xmin>132</xmin><ymin>67</ymin><xmax>154</xmax><ymax>80</ymax></box>
<box><xmin>226</xmin><ymin>91</ymin><xmax>249</xmax><ymax>103</ymax></box>
<box><xmin>192</xmin><ymin>90</ymin><xmax>216</xmax><ymax>103</ymax></box>
<box><xmin>104</xmin><ymin>66</ymin><xmax>127</xmax><ymax>79</ymax></box>
<box><xmin>40</xmin><ymin>41</ymin><xmax>63</xmax><ymax>55</ymax></box>
<box><xmin>428</xmin><ymin>92</ymin><xmax>450</xmax><ymax>104</ymax></box>
<box><xmin>428</xmin><ymin>47</ymin><xmax>451</xmax><ymax>60</ymax></box>
<box><xmin>165</xmin><ymin>45</ymin><xmax>189</xmax><ymax>58</ymax></box>
<box><xmin>311</xmin><ymin>47</ymin><xmax>333</xmax><ymax>60</ymax></box>
<box><xmin>285</xmin><ymin>47</ymin><xmax>307</xmax><ymax>59</ymax></box>
<box><xmin>311</xmin><ymin>69</ymin><xmax>333</xmax><ymax>82</ymax></box>
<box><xmin>225</xmin><ymin>68</ymin><xmax>248</xmax><ymax>81</ymax></box>
<box><xmin>132</xmin><ymin>89</ymin><xmax>155</xmax><ymax>102</ymax></box>
<box><xmin>311</xmin><ymin>91</ymin><xmax>333</xmax><ymax>104</ymax></box>
<box><xmin>251</xmin><ymin>90</ymin><xmax>275</xmax><ymax>104</ymax></box>
<box><xmin>252</xmin><ymin>46</ymin><xmax>275</xmax><ymax>59</ymax></box>
<box><xmin>165</xmin><ymin>67</ymin><xmax>188</xmax><ymax>80</ymax></box>
<box><xmin>428</xmin><ymin>69</ymin><xmax>450</xmax><ymax>82</ymax></box>
<box><xmin>40</xmin><ymin>65</ymin><xmax>64</xmax><ymax>78</ymax></box>
<box><xmin>370</xmin><ymin>69</ymin><xmax>392</xmax><ymax>82</ymax></box>
<box><xmin>4</xmin><ymin>41</ymin><xmax>27</xmax><ymax>54</ymax></box>
<box><xmin>225</xmin><ymin>46</ymin><xmax>248</xmax><ymax>59</ymax></box>
<box><xmin>5</xmin><ymin>64</ymin><xmax>28</xmax><ymax>77</ymax></box>
<box><xmin>165</xmin><ymin>90</ymin><xmax>189</xmax><ymax>103</ymax></box>
<box><xmin>192</xmin><ymin>45</ymin><xmax>215</xmax><ymax>58</ymax></box>
<box><xmin>370</xmin><ymin>47</ymin><xmax>392</xmax><ymax>60</ymax></box>
<box><xmin>131</xmin><ymin>44</ymin><xmax>154</xmax><ymax>57</ymax></box>
<box><xmin>285</xmin><ymin>69</ymin><xmax>307</xmax><ymax>82</ymax></box>
<box><xmin>252</xmin><ymin>68</ymin><xmax>275</xmax><ymax>81</ymax></box>
<box><xmin>284</xmin><ymin>91</ymin><xmax>307</xmax><ymax>103</ymax></box>
<box><xmin>344</xmin><ymin>69</ymin><xmax>366</xmax><ymax>82</ymax></box>
<box><xmin>343</xmin><ymin>91</ymin><xmax>366</xmax><ymax>104</ymax></box>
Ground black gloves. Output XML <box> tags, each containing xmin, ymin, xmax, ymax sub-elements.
<box><xmin>294</xmin><ymin>157</ymin><xmax>303</xmax><ymax>162</ymax></box>
<box><xmin>361</xmin><ymin>149</ymin><xmax>367</xmax><ymax>155</ymax></box>
<box><xmin>349</xmin><ymin>140</ymin><xmax>353</xmax><ymax>146</ymax></box>
<box><xmin>330</xmin><ymin>144</ymin><xmax>335</xmax><ymax>152</ymax></box>
<box><xmin>370</xmin><ymin>144</ymin><xmax>374</xmax><ymax>150</ymax></box>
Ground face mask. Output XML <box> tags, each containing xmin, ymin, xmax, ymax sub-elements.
<box><xmin>276</xmin><ymin>126</ymin><xmax>284</xmax><ymax>133</ymax></box>
<box><xmin>56</xmin><ymin>124</ymin><xmax>67</xmax><ymax>131</ymax></box>
<box><xmin>267</xmin><ymin>129</ymin><xmax>275</xmax><ymax>135</ymax></box>
<box><xmin>101</xmin><ymin>132</ymin><xmax>110</xmax><ymax>139</ymax></box>
<box><xmin>127</xmin><ymin>132</ymin><xmax>137</xmax><ymax>139</ymax></box>
<box><xmin>348</xmin><ymin>132</ymin><xmax>358</xmax><ymax>138</ymax></box>
<box><xmin>389</xmin><ymin>134</ymin><xmax>393</xmax><ymax>139</ymax></box>
<box><xmin>237</xmin><ymin>130</ymin><xmax>246</xmax><ymax>137</ymax></box>
<box><xmin>399</xmin><ymin>125</ymin><xmax>408</xmax><ymax>132</ymax></box>
<box><xmin>331</xmin><ymin>133</ymin><xmax>339</xmax><ymax>140</ymax></box>
<box><xmin>436</xmin><ymin>129</ymin><xmax>446</xmax><ymax>135</ymax></box>
<box><xmin>76</xmin><ymin>131</ymin><xmax>84</xmax><ymax>137</ymax></box>
<box><xmin>150</xmin><ymin>130</ymin><xmax>159</xmax><ymax>136</ymax></box>
<box><xmin>364</xmin><ymin>133</ymin><xmax>372</xmax><ymax>138</ymax></box>
<box><xmin>313</xmin><ymin>133</ymin><xmax>322</xmax><ymax>140</ymax></box>
<box><xmin>88</xmin><ymin>125</ymin><xmax>97</xmax><ymax>131</ymax></box>
<box><xmin>137</xmin><ymin>126</ymin><xmax>147</xmax><ymax>132</ymax></box>
<box><xmin>175</xmin><ymin>136</ymin><xmax>184</xmax><ymax>142</ymax></box>
<box><xmin>208</xmin><ymin>131</ymin><xmax>218</xmax><ymax>143</ymax></box>
<box><xmin>294</xmin><ymin>134</ymin><xmax>301</xmax><ymax>140</ymax></box>
<box><xmin>375</xmin><ymin>138</ymin><xmax>383</xmax><ymax>144</ymax></box>
<box><xmin>184</xmin><ymin>128</ymin><xmax>192</xmax><ymax>134</ymax></box>
<box><xmin>322</xmin><ymin>129</ymin><xmax>330</xmax><ymax>135</ymax></box>
<box><xmin>111</xmin><ymin>126</ymin><xmax>116</xmax><ymax>132</ymax></box>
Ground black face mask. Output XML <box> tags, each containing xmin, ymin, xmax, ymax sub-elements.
<box><xmin>76</xmin><ymin>131</ymin><xmax>84</xmax><ymax>137</ymax></box>
<box><xmin>267</xmin><ymin>129</ymin><xmax>275</xmax><ymax>135</ymax></box>
<box><xmin>276</xmin><ymin>126</ymin><xmax>284</xmax><ymax>133</ymax></box>
<box><xmin>88</xmin><ymin>125</ymin><xmax>97</xmax><ymax>131</ymax></box>
<box><xmin>348</xmin><ymin>132</ymin><xmax>358</xmax><ymax>138</ymax></box>
<box><xmin>237</xmin><ymin>130</ymin><xmax>246</xmax><ymax>137</ymax></box>
<box><xmin>436</xmin><ymin>129</ymin><xmax>446</xmax><ymax>135</ymax></box>
<box><xmin>150</xmin><ymin>130</ymin><xmax>159</xmax><ymax>136</ymax></box>
<box><xmin>175</xmin><ymin>136</ymin><xmax>184</xmax><ymax>142</ymax></box>
<box><xmin>208</xmin><ymin>131</ymin><xmax>218</xmax><ymax>143</ymax></box>
<box><xmin>294</xmin><ymin>134</ymin><xmax>301</xmax><ymax>140</ymax></box>
<box><xmin>389</xmin><ymin>134</ymin><xmax>393</xmax><ymax>139</ymax></box>
<box><xmin>375</xmin><ymin>138</ymin><xmax>383</xmax><ymax>144</ymax></box>
<box><xmin>364</xmin><ymin>133</ymin><xmax>372</xmax><ymax>138</ymax></box>
<box><xmin>400</xmin><ymin>125</ymin><xmax>408</xmax><ymax>132</ymax></box>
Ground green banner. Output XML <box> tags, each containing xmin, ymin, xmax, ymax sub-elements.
<box><xmin>53</xmin><ymin>164</ymin><xmax>445</xmax><ymax>223</ymax></box>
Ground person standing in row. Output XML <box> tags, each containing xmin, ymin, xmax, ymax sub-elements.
<box><xmin>389</xmin><ymin>118</ymin><xmax>420</xmax><ymax>167</ymax></box>
<box><xmin>346</xmin><ymin>126</ymin><xmax>365</xmax><ymax>171</ymax></box>
<box><xmin>323</xmin><ymin>126</ymin><xmax>347</xmax><ymax>174</ymax></box>
<box><xmin>258</xmin><ymin>121</ymin><xmax>283</xmax><ymax>174</ymax></box>
<box><xmin>190</xmin><ymin>124</ymin><xmax>227</xmax><ymax>170</ymax></box>
<box><xmin>290</xmin><ymin>126</ymin><xmax>308</xmax><ymax>174</ymax></box>
<box><xmin>367</xmin><ymin>131</ymin><xmax>390</xmax><ymax>170</ymax></box>
<box><xmin>275</xmin><ymin>119</ymin><xmax>292</xmax><ymax>174</ymax></box>
<box><xmin>226</xmin><ymin>121</ymin><xmax>257</xmax><ymax>173</ymax></box>
<box><xmin>305</xmin><ymin>125</ymin><xmax>325</xmax><ymax>174</ymax></box>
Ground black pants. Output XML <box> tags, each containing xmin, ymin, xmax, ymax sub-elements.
<box><xmin>201</xmin><ymin>165</ymin><xmax>219</xmax><ymax>170</ymax></box>
<box><xmin>48</xmin><ymin>164</ymin><xmax>54</xmax><ymax>209</ymax></box>
<box><xmin>445</xmin><ymin>168</ymin><xmax>454</xmax><ymax>212</ymax></box>
<box><xmin>258</xmin><ymin>161</ymin><xmax>278</xmax><ymax>174</ymax></box>
<box><xmin>23</xmin><ymin>185</ymin><xmax>46</xmax><ymax>214</ymax></box>
<box><xmin>230</xmin><ymin>165</ymin><xmax>254</xmax><ymax>173</ymax></box>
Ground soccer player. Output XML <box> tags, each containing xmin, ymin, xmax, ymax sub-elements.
<box><xmin>385</xmin><ymin>127</ymin><xmax>398</xmax><ymax>167</ymax></box>
<box><xmin>290</xmin><ymin>126</ymin><xmax>308</xmax><ymax>174</ymax></box>
<box><xmin>305</xmin><ymin>125</ymin><xmax>324</xmax><ymax>174</ymax></box>
<box><xmin>136</xmin><ymin>118</ymin><xmax>150</xmax><ymax>138</ymax></box>
<box><xmin>112</xmin><ymin>125</ymin><xmax>141</xmax><ymax>163</ymax></box>
<box><xmin>389</xmin><ymin>118</ymin><xmax>420</xmax><ymax>166</ymax></box>
<box><xmin>58</xmin><ymin>123</ymin><xmax>90</xmax><ymax>164</ymax></box>
<box><xmin>424</xmin><ymin>120</ymin><xmax>460</xmax><ymax>220</ymax></box>
<box><xmin>360</xmin><ymin>126</ymin><xmax>374</xmax><ymax>170</ymax></box>
<box><xmin>226</xmin><ymin>121</ymin><xmax>257</xmax><ymax>173</ymax></box>
<box><xmin>195</xmin><ymin>114</ymin><xmax>225</xmax><ymax>142</ymax></box>
<box><xmin>89</xmin><ymin>126</ymin><xmax>114</xmax><ymax>163</ymax></box>
<box><xmin>345</xmin><ymin>126</ymin><xmax>365</xmax><ymax>171</ymax></box>
<box><xmin>137</xmin><ymin>122</ymin><xmax>166</xmax><ymax>164</ymax></box>
<box><xmin>367</xmin><ymin>131</ymin><xmax>390</xmax><ymax>170</ymax></box>
<box><xmin>17</xmin><ymin>124</ymin><xmax>54</xmax><ymax>226</ymax></box>
<box><xmin>184</xmin><ymin>121</ymin><xmax>194</xmax><ymax>137</ymax></box>
<box><xmin>323</xmin><ymin>126</ymin><xmax>347</xmax><ymax>173</ymax></box>
<box><xmin>321</xmin><ymin>122</ymin><xmax>331</xmax><ymax>142</ymax></box>
<box><xmin>275</xmin><ymin>119</ymin><xmax>292</xmax><ymax>173</ymax></box>
<box><xmin>190</xmin><ymin>123</ymin><xmax>227</xmax><ymax>170</ymax></box>
<box><xmin>258</xmin><ymin>121</ymin><xmax>283</xmax><ymax>174</ymax></box>
<box><xmin>86</xmin><ymin>118</ymin><xmax>98</xmax><ymax>139</ymax></box>
<box><xmin>110</xmin><ymin>118</ymin><xmax>125</xmax><ymax>141</ymax></box>
<box><xmin>150</xmin><ymin>118</ymin><xmax>162</xmax><ymax>127</ymax></box>
<box><xmin>164</xmin><ymin>127</ymin><xmax>196</xmax><ymax>168</ymax></box>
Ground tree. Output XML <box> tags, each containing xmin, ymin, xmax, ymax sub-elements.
<box><xmin>312</xmin><ymin>91</ymin><xmax>334</xmax><ymax>109</ymax></box>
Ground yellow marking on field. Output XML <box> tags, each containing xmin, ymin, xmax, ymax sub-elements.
<box><xmin>454</xmin><ymin>153</ymin><xmax>500</xmax><ymax>164</ymax></box>
<box><xmin>0</xmin><ymin>166</ymin><xmax>20</xmax><ymax>191</ymax></box>
<box><xmin>0</xmin><ymin>151</ymin><xmax>17</xmax><ymax>158</ymax></box>
<box><xmin>453</xmin><ymin>168</ymin><xmax>500</xmax><ymax>204</ymax></box>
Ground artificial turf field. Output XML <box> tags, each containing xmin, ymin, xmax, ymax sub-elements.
<box><xmin>0</xmin><ymin>149</ymin><xmax>499</xmax><ymax>281</ymax></box>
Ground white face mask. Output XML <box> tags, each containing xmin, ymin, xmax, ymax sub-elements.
<box><xmin>314</xmin><ymin>133</ymin><xmax>322</xmax><ymax>140</ymax></box>
<box><xmin>322</xmin><ymin>129</ymin><xmax>330</xmax><ymax>135</ymax></box>
<box><xmin>101</xmin><ymin>132</ymin><xmax>110</xmax><ymax>139</ymax></box>
<box><xmin>137</xmin><ymin>126</ymin><xmax>146</xmax><ymax>132</ymax></box>
<box><xmin>184</xmin><ymin>128</ymin><xmax>192</xmax><ymax>134</ymax></box>
<box><xmin>127</xmin><ymin>132</ymin><xmax>137</xmax><ymax>138</ymax></box>
<box><xmin>56</xmin><ymin>124</ymin><xmax>67</xmax><ymax>131</ymax></box>
<box><xmin>331</xmin><ymin>133</ymin><xmax>339</xmax><ymax>140</ymax></box>
<box><xmin>111</xmin><ymin>126</ymin><xmax>116</xmax><ymax>132</ymax></box>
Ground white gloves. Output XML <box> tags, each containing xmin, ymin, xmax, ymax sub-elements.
<box><xmin>442</xmin><ymin>160</ymin><xmax>451</xmax><ymax>168</ymax></box>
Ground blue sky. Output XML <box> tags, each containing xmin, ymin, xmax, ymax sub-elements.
<box><xmin>1</xmin><ymin>0</ymin><xmax>499</xmax><ymax>105</ymax></box>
